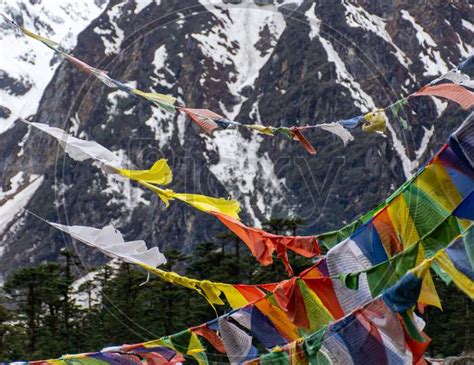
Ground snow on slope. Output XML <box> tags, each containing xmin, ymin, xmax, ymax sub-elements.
<box><xmin>305</xmin><ymin>9</ymin><xmax>375</xmax><ymax>113</ymax></box>
<box><xmin>0</xmin><ymin>0</ymin><xmax>108</xmax><ymax>133</ymax></box>
<box><xmin>342</xmin><ymin>0</ymin><xmax>412</xmax><ymax>69</ymax></box>
<box><xmin>196</xmin><ymin>1</ymin><xmax>299</xmax><ymax>224</ymax></box>
<box><xmin>400</xmin><ymin>10</ymin><xmax>449</xmax><ymax>76</ymax></box>
<box><xmin>93</xmin><ymin>1</ymin><xmax>125</xmax><ymax>56</ymax></box>
<box><xmin>0</xmin><ymin>174</ymin><xmax>44</xmax><ymax>238</ymax></box>
<box><xmin>198</xmin><ymin>0</ymin><xmax>290</xmax><ymax>119</ymax></box>
<box><xmin>305</xmin><ymin>3</ymin><xmax>320</xmax><ymax>41</ymax></box>
<box><xmin>133</xmin><ymin>0</ymin><xmax>156</xmax><ymax>15</ymax></box>
<box><xmin>203</xmin><ymin>130</ymin><xmax>289</xmax><ymax>224</ymax></box>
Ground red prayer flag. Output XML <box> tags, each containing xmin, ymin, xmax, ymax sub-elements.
<box><xmin>290</xmin><ymin>127</ymin><xmax>317</xmax><ymax>155</ymax></box>
<box><xmin>273</xmin><ymin>278</ymin><xmax>310</xmax><ymax>329</ymax></box>
<box><xmin>211</xmin><ymin>212</ymin><xmax>320</xmax><ymax>274</ymax></box>
<box><xmin>303</xmin><ymin>277</ymin><xmax>345</xmax><ymax>320</ymax></box>
<box><xmin>192</xmin><ymin>324</ymin><xmax>226</xmax><ymax>353</ymax></box>
<box><xmin>179</xmin><ymin>108</ymin><xmax>221</xmax><ymax>134</ymax></box>
<box><xmin>412</xmin><ymin>84</ymin><xmax>474</xmax><ymax>110</ymax></box>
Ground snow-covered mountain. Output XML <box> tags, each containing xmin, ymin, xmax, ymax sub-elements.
<box><xmin>0</xmin><ymin>0</ymin><xmax>472</xmax><ymax>280</ymax></box>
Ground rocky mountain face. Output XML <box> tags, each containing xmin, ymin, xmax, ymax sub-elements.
<box><xmin>0</xmin><ymin>0</ymin><xmax>472</xmax><ymax>281</ymax></box>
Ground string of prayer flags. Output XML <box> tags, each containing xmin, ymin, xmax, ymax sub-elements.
<box><xmin>7</xmin><ymin>15</ymin><xmax>474</xmax><ymax>158</ymax></box>
<box><xmin>208</xmin><ymin>115</ymin><xmax>473</xmax><ymax>274</ymax></box>
<box><xmin>246</xmin><ymin>237</ymin><xmax>473</xmax><ymax>364</ymax></box>
<box><xmin>20</xmin><ymin>119</ymin><xmax>241</xmax><ymax>218</ymax></box>
<box><xmin>48</xmin><ymin>222</ymin><xmax>167</xmax><ymax>268</ymax></box>
<box><xmin>38</xmin><ymin>231</ymin><xmax>473</xmax><ymax>365</ymax></box>
<box><xmin>22</xmin><ymin>165</ymin><xmax>473</xmax><ymax>363</ymax></box>
<box><xmin>22</xmin><ymin>119</ymin><xmax>172</xmax><ymax>184</ymax></box>
<box><xmin>245</xmin><ymin>298</ymin><xmax>430</xmax><ymax>365</ymax></box>
<box><xmin>12</xmin><ymin>19</ymin><xmax>179</xmax><ymax>114</ymax></box>
<box><xmin>65</xmin><ymin>53</ymin><xmax>177</xmax><ymax>112</ymax></box>
<box><xmin>27</xmin><ymin>117</ymin><xmax>470</xmax><ymax>310</ymax></box>
<box><xmin>40</xmin><ymin>161</ymin><xmax>471</xmax><ymax>314</ymax></box>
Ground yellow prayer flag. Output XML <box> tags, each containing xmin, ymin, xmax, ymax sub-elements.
<box><xmin>21</xmin><ymin>27</ymin><xmax>61</xmax><ymax>52</ymax></box>
<box><xmin>387</xmin><ymin>194</ymin><xmax>420</xmax><ymax>247</ymax></box>
<box><xmin>436</xmin><ymin>251</ymin><xmax>474</xmax><ymax>299</ymax></box>
<box><xmin>172</xmin><ymin>192</ymin><xmax>241</xmax><ymax>219</ymax></box>
<box><xmin>117</xmin><ymin>159</ymin><xmax>173</xmax><ymax>185</ymax></box>
<box><xmin>131</xmin><ymin>89</ymin><xmax>177</xmax><ymax>108</ymax></box>
<box><xmin>414</xmin><ymin>162</ymin><xmax>462</xmax><ymax>213</ymax></box>
<box><xmin>139</xmin><ymin>263</ymin><xmax>228</xmax><ymax>306</ymax></box>
<box><xmin>137</xmin><ymin>180</ymin><xmax>240</xmax><ymax>219</ymax></box>
<box><xmin>246</xmin><ymin>124</ymin><xmax>275</xmax><ymax>136</ymax></box>
<box><xmin>218</xmin><ymin>284</ymin><xmax>250</xmax><ymax>309</ymax></box>
<box><xmin>188</xmin><ymin>333</ymin><xmax>207</xmax><ymax>365</ymax></box>
<box><xmin>419</xmin><ymin>272</ymin><xmax>442</xmax><ymax>310</ymax></box>
<box><xmin>362</xmin><ymin>110</ymin><xmax>386</xmax><ymax>133</ymax></box>
<box><xmin>200</xmin><ymin>280</ymin><xmax>225</xmax><ymax>305</ymax></box>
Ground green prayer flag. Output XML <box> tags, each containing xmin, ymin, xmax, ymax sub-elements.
<box><xmin>403</xmin><ymin>185</ymin><xmax>448</xmax><ymax>238</ymax></box>
<box><xmin>303</xmin><ymin>327</ymin><xmax>327</xmax><ymax>365</ymax></box>
<box><xmin>400</xmin><ymin>310</ymin><xmax>427</xmax><ymax>343</ymax></box>
<box><xmin>389</xmin><ymin>99</ymin><xmax>409</xmax><ymax>130</ymax></box>
<box><xmin>393</xmin><ymin>242</ymin><xmax>420</xmax><ymax>277</ymax></box>
<box><xmin>298</xmin><ymin>280</ymin><xmax>332</xmax><ymax>332</ymax></box>
<box><xmin>431</xmin><ymin>261</ymin><xmax>453</xmax><ymax>285</ymax></box>
<box><xmin>339</xmin><ymin>272</ymin><xmax>360</xmax><ymax>290</ymax></box>
<box><xmin>260</xmin><ymin>349</ymin><xmax>290</xmax><ymax>364</ymax></box>
<box><xmin>367</xmin><ymin>261</ymin><xmax>398</xmax><ymax>297</ymax></box>
<box><xmin>170</xmin><ymin>330</ymin><xmax>192</xmax><ymax>356</ymax></box>
<box><xmin>422</xmin><ymin>216</ymin><xmax>462</xmax><ymax>257</ymax></box>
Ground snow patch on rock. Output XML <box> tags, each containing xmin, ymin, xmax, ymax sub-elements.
<box><xmin>152</xmin><ymin>45</ymin><xmax>174</xmax><ymax>89</ymax></box>
<box><xmin>0</xmin><ymin>0</ymin><xmax>107</xmax><ymax>133</ymax></box>
<box><xmin>400</xmin><ymin>10</ymin><xmax>448</xmax><ymax>76</ymax></box>
<box><xmin>0</xmin><ymin>175</ymin><xmax>44</xmax><ymax>236</ymax></box>
<box><xmin>342</xmin><ymin>1</ymin><xmax>412</xmax><ymax>69</ymax></box>
<box><xmin>461</xmin><ymin>19</ymin><xmax>474</xmax><ymax>33</ymax></box>
<box><xmin>305</xmin><ymin>3</ymin><xmax>321</xmax><ymax>41</ymax></box>
<box><xmin>319</xmin><ymin>34</ymin><xmax>375</xmax><ymax>112</ymax></box>
<box><xmin>197</xmin><ymin>1</ymin><xmax>288</xmax><ymax>119</ymax></box>
<box><xmin>134</xmin><ymin>0</ymin><xmax>157</xmax><ymax>14</ymax></box>
<box><xmin>203</xmin><ymin>129</ymin><xmax>289</xmax><ymax>225</ymax></box>
<box><xmin>94</xmin><ymin>2</ymin><xmax>126</xmax><ymax>56</ymax></box>
<box><xmin>415</xmin><ymin>126</ymin><xmax>434</xmax><ymax>161</ymax></box>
